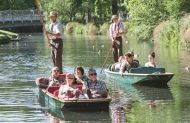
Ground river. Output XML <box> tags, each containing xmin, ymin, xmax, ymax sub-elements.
<box><xmin>0</xmin><ymin>33</ymin><xmax>190</xmax><ymax>123</ymax></box>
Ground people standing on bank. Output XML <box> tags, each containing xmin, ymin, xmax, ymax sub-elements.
<box><xmin>109</xmin><ymin>15</ymin><xmax>125</xmax><ymax>63</ymax></box>
<box><xmin>46</xmin><ymin>11</ymin><xmax>63</xmax><ymax>74</ymax></box>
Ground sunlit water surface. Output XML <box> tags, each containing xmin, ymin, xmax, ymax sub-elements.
<box><xmin>0</xmin><ymin>33</ymin><xmax>190</xmax><ymax>123</ymax></box>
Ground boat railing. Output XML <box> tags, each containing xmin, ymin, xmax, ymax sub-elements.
<box><xmin>129</xmin><ymin>67</ymin><xmax>165</xmax><ymax>74</ymax></box>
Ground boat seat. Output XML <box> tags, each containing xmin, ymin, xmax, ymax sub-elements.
<box><xmin>129</xmin><ymin>67</ymin><xmax>165</xmax><ymax>74</ymax></box>
<box><xmin>54</xmin><ymin>90</ymin><xmax>59</xmax><ymax>97</ymax></box>
<box><xmin>58</xmin><ymin>74</ymin><xmax>66</xmax><ymax>79</ymax></box>
<box><xmin>46</xmin><ymin>86</ymin><xmax>60</xmax><ymax>94</ymax></box>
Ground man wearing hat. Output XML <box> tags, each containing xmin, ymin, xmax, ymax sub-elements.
<box><xmin>46</xmin><ymin>11</ymin><xmax>63</xmax><ymax>74</ymax></box>
<box><xmin>119</xmin><ymin>51</ymin><xmax>139</xmax><ymax>76</ymax></box>
<box><xmin>109</xmin><ymin>15</ymin><xmax>125</xmax><ymax>63</ymax></box>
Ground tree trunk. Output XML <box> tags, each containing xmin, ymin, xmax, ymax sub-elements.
<box><xmin>112</xmin><ymin>0</ymin><xmax>118</xmax><ymax>15</ymax></box>
<box><xmin>87</xmin><ymin>7</ymin><xmax>91</xmax><ymax>22</ymax></box>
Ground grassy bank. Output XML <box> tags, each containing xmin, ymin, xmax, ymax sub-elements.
<box><xmin>64</xmin><ymin>21</ymin><xmax>128</xmax><ymax>36</ymax></box>
<box><xmin>153</xmin><ymin>14</ymin><xmax>190</xmax><ymax>50</ymax></box>
<box><xmin>0</xmin><ymin>30</ymin><xmax>18</xmax><ymax>45</ymax></box>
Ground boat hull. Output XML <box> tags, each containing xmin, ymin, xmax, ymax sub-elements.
<box><xmin>36</xmin><ymin>77</ymin><xmax>111</xmax><ymax>111</ymax></box>
<box><xmin>104</xmin><ymin>69</ymin><xmax>174</xmax><ymax>86</ymax></box>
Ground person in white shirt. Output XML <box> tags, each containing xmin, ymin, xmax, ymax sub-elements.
<box><xmin>46</xmin><ymin>11</ymin><xmax>63</xmax><ymax>74</ymax></box>
<box><xmin>145</xmin><ymin>52</ymin><xmax>160</xmax><ymax>68</ymax></box>
<box><xmin>109</xmin><ymin>15</ymin><xmax>125</xmax><ymax>63</ymax></box>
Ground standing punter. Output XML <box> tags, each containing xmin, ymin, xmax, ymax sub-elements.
<box><xmin>46</xmin><ymin>11</ymin><xmax>63</xmax><ymax>74</ymax></box>
<box><xmin>109</xmin><ymin>15</ymin><xmax>125</xmax><ymax>63</ymax></box>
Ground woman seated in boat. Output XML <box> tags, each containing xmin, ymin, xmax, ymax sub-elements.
<box><xmin>119</xmin><ymin>51</ymin><xmax>139</xmax><ymax>76</ymax></box>
<box><xmin>74</xmin><ymin>66</ymin><xmax>88</xmax><ymax>84</ymax></box>
<box><xmin>110</xmin><ymin>56</ymin><xmax>124</xmax><ymax>72</ymax></box>
<box><xmin>145</xmin><ymin>52</ymin><xmax>160</xmax><ymax>68</ymax></box>
<box><xmin>39</xmin><ymin>67</ymin><xmax>65</xmax><ymax>89</ymax></box>
<box><xmin>58</xmin><ymin>73</ymin><xmax>82</xmax><ymax>99</ymax></box>
<box><xmin>82</xmin><ymin>68</ymin><xmax>108</xmax><ymax>99</ymax></box>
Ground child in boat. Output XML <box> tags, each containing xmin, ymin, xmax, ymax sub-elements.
<box><xmin>58</xmin><ymin>73</ymin><xmax>82</xmax><ymax>99</ymax></box>
<box><xmin>110</xmin><ymin>56</ymin><xmax>124</xmax><ymax>72</ymax></box>
<box><xmin>39</xmin><ymin>67</ymin><xmax>65</xmax><ymax>89</ymax></box>
<box><xmin>145</xmin><ymin>52</ymin><xmax>160</xmax><ymax>68</ymax></box>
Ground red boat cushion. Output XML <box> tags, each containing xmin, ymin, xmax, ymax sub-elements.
<box><xmin>75</xmin><ymin>84</ymin><xmax>83</xmax><ymax>91</ymax></box>
<box><xmin>46</xmin><ymin>86</ymin><xmax>60</xmax><ymax>94</ymax></box>
<box><xmin>54</xmin><ymin>90</ymin><xmax>59</xmax><ymax>97</ymax></box>
<box><xmin>58</xmin><ymin>74</ymin><xmax>66</xmax><ymax>79</ymax></box>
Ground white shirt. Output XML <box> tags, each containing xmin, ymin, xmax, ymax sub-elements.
<box><xmin>109</xmin><ymin>22</ymin><xmax>124</xmax><ymax>38</ymax></box>
<box><xmin>145</xmin><ymin>62</ymin><xmax>160</xmax><ymax>68</ymax></box>
<box><xmin>49</xmin><ymin>21</ymin><xmax>63</xmax><ymax>39</ymax></box>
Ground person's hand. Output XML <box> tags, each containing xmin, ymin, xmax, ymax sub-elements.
<box><xmin>91</xmin><ymin>90</ymin><xmax>98</xmax><ymax>94</ymax></box>
<box><xmin>48</xmin><ymin>43</ymin><xmax>52</xmax><ymax>47</ymax></box>
<box><xmin>76</xmin><ymin>80</ymin><xmax>81</xmax><ymax>83</ymax></box>
<box><xmin>46</xmin><ymin>31</ymin><xmax>51</xmax><ymax>35</ymax></box>
<box><xmin>119</xmin><ymin>71</ymin><xmax>123</xmax><ymax>76</ymax></box>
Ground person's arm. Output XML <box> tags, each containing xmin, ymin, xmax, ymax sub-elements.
<box><xmin>91</xmin><ymin>81</ymin><xmax>107</xmax><ymax>95</ymax></box>
<box><xmin>58</xmin><ymin>85</ymin><xmax>66</xmax><ymax>99</ymax></box>
<box><xmin>109</xmin><ymin>24</ymin><xmax>115</xmax><ymax>41</ymax></box>
<box><xmin>46</xmin><ymin>32</ymin><xmax>60</xmax><ymax>37</ymax></box>
<box><xmin>119</xmin><ymin>62</ymin><xmax>125</xmax><ymax>76</ymax></box>
<box><xmin>39</xmin><ymin>79</ymin><xmax>49</xmax><ymax>89</ymax></box>
<box><xmin>119</xmin><ymin>23</ymin><xmax>124</xmax><ymax>35</ymax></box>
<box><xmin>46</xmin><ymin>23</ymin><xmax>62</xmax><ymax>38</ymax></box>
<box><xmin>82</xmin><ymin>83</ymin><xmax>87</xmax><ymax>94</ymax></box>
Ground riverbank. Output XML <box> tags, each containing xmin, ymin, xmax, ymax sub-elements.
<box><xmin>153</xmin><ymin>14</ymin><xmax>190</xmax><ymax>50</ymax></box>
<box><xmin>0</xmin><ymin>30</ymin><xmax>18</xmax><ymax>45</ymax></box>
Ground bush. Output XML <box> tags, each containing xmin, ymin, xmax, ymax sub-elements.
<box><xmin>156</xmin><ymin>20</ymin><xmax>180</xmax><ymax>47</ymax></box>
<box><xmin>73</xmin><ymin>24</ymin><xmax>87</xmax><ymax>35</ymax></box>
<box><xmin>86</xmin><ymin>22</ymin><xmax>98</xmax><ymax>35</ymax></box>
<box><xmin>65</xmin><ymin>22</ymin><xmax>80</xmax><ymax>34</ymax></box>
<box><xmin>100</xmin><ymin>22</ymin><xmax>109</xmax><ymax>35</ymax></box>
<box><xmin>179</xmin><ymin>14</ymin><xmax>190</xmax><ymax>49</ymax></box>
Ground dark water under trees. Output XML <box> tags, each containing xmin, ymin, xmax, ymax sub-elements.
<box><xmin>0</xmin><ymin>33</ymin><xmax>190</xmax><ymax>122</ymax></box>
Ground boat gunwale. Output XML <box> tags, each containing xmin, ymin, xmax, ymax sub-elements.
<box><xmin>104</xmin><ymin>69</ymin><xmax>174</xmax><ymax>76</ymax></box>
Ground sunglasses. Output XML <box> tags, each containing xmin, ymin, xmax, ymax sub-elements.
<box><xmin>53</xmin><ymin>70</ymin><xmax>59</xmax><ymax>72</ymax></box>
<box><xmin>89</xmin><ymin>73</ymin><xmax>97</xmax><ymax>76</ymax></box>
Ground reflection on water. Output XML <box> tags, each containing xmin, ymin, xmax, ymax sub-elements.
<box><xmin>46</xmin><ymin>108</ymin><xmax>111</xmax><ymax>122</ymax></box>
<box><xmin>0</xmin><ymin>33</ymin><xmax>190</xmax><ymax>122</ymax></box>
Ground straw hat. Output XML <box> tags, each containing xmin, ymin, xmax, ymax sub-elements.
<box><xmin>49</xmin><ymin>11</ymin><xmax>58</xmax><ymax>17</ymax></box>
<box><xmin>111</xmin><ymin>15</ymin><xmax>118</xmax><ymax>20</ymax></box>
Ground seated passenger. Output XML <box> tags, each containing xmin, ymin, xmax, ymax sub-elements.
<box><xmin>58</xmin><ymin>73</ymin><xmax>82</xmax><ymax>99</ymax></box>
<box><xmin>74</xmin><ymin>66</ymin><xmax>88</xmax><ymax>84</ymax></box>
<box><xmin>39</xmin><ymin>67</ymin><xmax>65</xmax><ymax>89</ymax></box>
<box><xmin>145</xmin><ymin>52</ymin><xmax>160</xmax><ymax>68</ymax></box>
<box><xmin>82</xmin><ymin>68</ymin><xmax>108</xmax><ymax>99</ymax></box>
<box><xmin>110</xmin><ymin>56</ymin><xmax>124</xmax><ymax>71</ymax></box>
<box><xmin>119</xmin><ymin>51</ymin><xmax>139</xmax><ymax>75</ymax></box>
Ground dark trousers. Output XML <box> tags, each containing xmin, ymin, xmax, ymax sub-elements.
<box><xmin>112</xmin><ymin>36</ymin><xmax>123</xmax><ymax>63</ymax></box>
<box><xmin>51</xmin><ymin>39</ymin><xmax>63</xmax><ymax>74</ymax></box>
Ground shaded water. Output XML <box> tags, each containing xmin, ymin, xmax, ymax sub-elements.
<box><xmin>0</xmin><ymin>33</ymin><xmax>190</xmax><ymax>122</ymax></box>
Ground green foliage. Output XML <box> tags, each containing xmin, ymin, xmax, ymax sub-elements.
<box><xmin>0</xmin><ymin>0</ymin><xmax>35</xmax><ymax>10</ymax></box>
<box><xmin>86</xmin><ymin>22</ymin><xmax>98</xmax><ymax>35</ymax></box>
<box><xmin>159</xmin><ymin>20</ymin><xmax>180</xmax><ymax>48</ymax></box>
<box><xmin>125</xmin><ymin>0</ymin><xmax>165</xmax><ymax>40</ymax></box>
<box><xmin>73</xmin><ymin>24</ymin><xmax>87</xmax><ymax>35</ymax></box>
<box><xmin>165</xmin><ymin>0</ymin><xmax>184</xmax><ymax>19</ymax></box>
<box><xmin>100</xmin><ymin>22</ymin><xmax>109</xmax><ymax>35</ymax></box>
<box><xmin>0</xmin><ymin>30</ymin><xmax>18</xmax><ymax>38</ymax></box>
<box><xmin>65</xmin><ymin>22</ymin><xmax>80</xmax><ymax>34</ymax></box>
<box><xmin>94</xmin><ymin>0</ymin><xmax>112</xmax><ymax>21</ymax></box>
